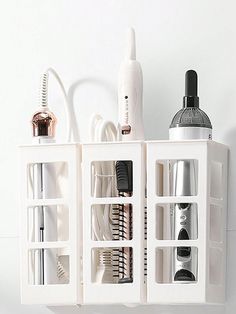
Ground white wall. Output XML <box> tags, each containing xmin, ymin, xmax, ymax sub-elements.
<box><xmin>0</xmin><ymin>0</ymin><xmax>236</xmax><ymax>313</ymax></box>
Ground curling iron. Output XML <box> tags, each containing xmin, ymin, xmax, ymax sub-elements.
<box><xmin>31</xmin><ymin>69</ymin><xmax>71</xmax><ymax>285</ymax></box>
<box><xmin>31</xmin><ymin>72</ymin><xmax>58</xmax><ymax>285</ymax></box>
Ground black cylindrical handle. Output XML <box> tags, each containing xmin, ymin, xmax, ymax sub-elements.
<box><xmin>183</xmin><ymin>70</ymin><xmax>199</xmax><ymax>108</ymax></box>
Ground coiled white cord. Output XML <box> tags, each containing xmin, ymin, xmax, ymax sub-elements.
<box><xmin>90</xmin><ymin>114</ymin><xmax>118</xmax><ymax>283</ymax></box>
<box><xmin>90</xmin><ymin>114</ymin><xmax>117</xmax><ymax>241</ymax></box>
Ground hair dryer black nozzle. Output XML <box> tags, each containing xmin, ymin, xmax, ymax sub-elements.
<box><xmin>183</xmin><ymin>70</ymin><xmax>199</xmax><ymax>108</ymax></box>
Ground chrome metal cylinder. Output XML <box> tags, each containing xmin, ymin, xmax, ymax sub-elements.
<box><xmin>170</xmin><ymin>159</ymin><xmax>198</xmax><ymax>282</ymax></box>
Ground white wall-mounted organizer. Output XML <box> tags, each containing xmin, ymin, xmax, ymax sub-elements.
<box><xmin>146</xmin><ymin>140</ymin><xmax>228</xmax><ymax>304</ymax></box>
<box><xmin>19</xmin><ymin>140</ymin><xmax>228</xmax><ymax>306</ymax></box>
<box><xmin>19</xmin><ymin>143</ymin><xmax>82</xmax><ymax>305</ymax></box>
<box><xmin>82</xmin><ymin>141</ymin><xmax>146</xmax><ymax>304</ymax></box>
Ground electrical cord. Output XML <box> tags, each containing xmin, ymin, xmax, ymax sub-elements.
<box><xmin>89</xmin><ymin>114</ymin><xmax>119</xmax><ymax>283</ymax></box>
<box><xmin>90</xmin><ymin>114</ymin><xmax>117</xmax><ymax>241</ymax></box>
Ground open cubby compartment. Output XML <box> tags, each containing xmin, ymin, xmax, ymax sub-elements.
<box><xmin>146</xmin><ymin>140</ymin><xmax>228</xmax><ymax>304</ymax></box>
<box><xmin>19</xmin><ymin>143</ymin><xmax>82</xmax><ymax>305</ymax></box>
<box><xmin>82</xmin><ymin>141</ymin><xmax>146</xmax><ymax>305</ymax></box>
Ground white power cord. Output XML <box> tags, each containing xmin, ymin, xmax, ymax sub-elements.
<box><xmin>90</xmin><ymin>114</ymin><xmax>117</xmax><ymax>241</ymax></box>
<box><xmin>90</xmin><ymin>114</ymin><xmax>118</xmax><ymax>283</ymax></box>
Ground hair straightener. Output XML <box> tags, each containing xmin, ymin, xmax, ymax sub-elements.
<box><xmin>169</xmin><ymin>70</ymin><xmax>212</xmax><ymax>282</ymax></box>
